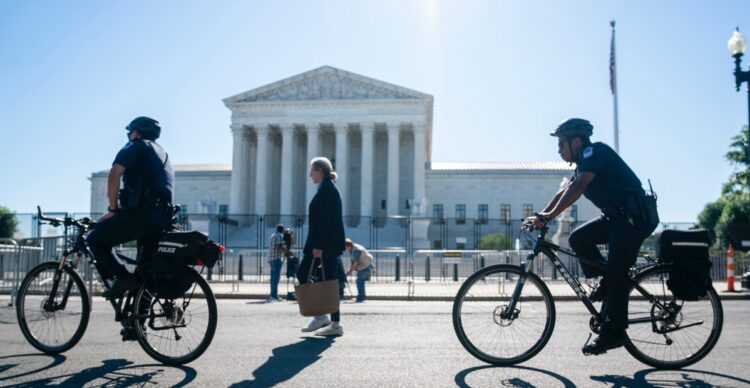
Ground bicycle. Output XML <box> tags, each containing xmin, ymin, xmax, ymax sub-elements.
<box><xmin>15</xmin><ymin>207</ymin><xmax>219</xmax><ymax>365</ymax></box>
<box><xmin>452</xmin><ymin>220</ymin><xmax>723</xmax><ymax>369</ymax></box>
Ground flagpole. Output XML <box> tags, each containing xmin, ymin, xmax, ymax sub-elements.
<box><xmin>611</xmin><ymin>20</ymin><xmax>620</xmax><ymax>153</ymax></box>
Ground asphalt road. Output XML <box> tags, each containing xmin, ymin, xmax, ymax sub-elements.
<box><xmin>0</xmin><ymin>297</ymin><xmax>749</xmax><ymax>387</ymax></box>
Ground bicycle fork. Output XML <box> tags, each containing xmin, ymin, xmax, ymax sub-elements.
<box><xmin>44</xmin><ymin>253</ymin><xmax>83</xmax><ymax>312</ymax></box>
<box><xmin>501</xmin><ymin>253</ymin><xmax>535</xmax><ymax>320</ymax></box>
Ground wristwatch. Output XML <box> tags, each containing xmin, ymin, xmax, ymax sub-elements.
<box><xmin>107</xmin><ymin>206</ymin><xmax>120</xmax><ymax>213</ymax></box>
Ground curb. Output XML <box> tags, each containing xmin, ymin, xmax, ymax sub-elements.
<box><xmin>213</xmin><ymin>292</ymin><xmax>750</xmax><ymax>302</ymax></box>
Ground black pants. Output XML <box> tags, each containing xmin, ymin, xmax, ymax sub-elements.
<box><xmin>297</xmin><ymin>253</ymin><xmax>341</xmax><ymax>322</ymax></box>
<box><xmin>86</xmin><ymin>210</ymin><xmax>171</xmax><ymax>280</ymax></box>
<box><xmin>568</xmin><ymin>216</ymin><xmax>654</xmax><ymax>331</ymax></box>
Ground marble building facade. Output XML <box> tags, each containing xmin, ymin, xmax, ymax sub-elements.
<box><xmin>90</xmin><ymin>66</ymin><xmax>597</xmax><ymax>247</ymax></box>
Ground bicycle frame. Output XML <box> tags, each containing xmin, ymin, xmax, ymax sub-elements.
<box><xmin>502</xmin><ymin>225</ymin><xmax>679</xmax><ymax>330</ymax></box>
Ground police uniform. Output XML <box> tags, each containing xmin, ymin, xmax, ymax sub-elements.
<box><xmin>567</xmin><ymin>142</ymin><xmax>655</xmax><ymax>331</ymax></box>
<box><xmin>86</xmin><ymin>138</ymin><xmax>175</xmax><ymax>281</ymax></box>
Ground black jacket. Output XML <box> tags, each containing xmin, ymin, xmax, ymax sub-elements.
<box><xmin>304</xmin><ymin>177</ymin><xmax>345</xmax><ymax>257</ymax></box>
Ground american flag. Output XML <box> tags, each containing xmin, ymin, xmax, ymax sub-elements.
<box><xmin>610</xmin><ymin>23</ymin><xmax>616</xmax><ymax>95</ymax></box>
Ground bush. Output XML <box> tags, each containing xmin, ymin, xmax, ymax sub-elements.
<box><xmin>0</xmin><ymin>206</ymin><xmax>19</xmax><ymax>239</ymax></box>
<box><xmin>478</xmin><ymin>232</ymin><xmax>511</xmax><ymax>250</ymax></box>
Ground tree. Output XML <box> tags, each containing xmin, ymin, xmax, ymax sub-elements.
<box><xmin>698</xmin><ymin>198</ymin><xmax>725</xmax><ymax>244</ymax></box>
<box><xmin>478</xmin><ymin>232</ymin><xmax>511</xmax><ymax>250</ymax></box>
<box><xmin>714</xmin><ymin>193</ymin><xmax>750</xmax><ymax>249</ymax></box>
<box><xmin>722</xmin><ymin>125</ymin><xmax>750</xmax><ymax>195</ymax></box>
<box><xmin>0</xmin><ymin>206</ymin><xmax>19</xmax><ymax>239</ymax></box>
<box><xmin>697</xmin><ymin>126</ymin><xmax>750</xmax><ymax>248</ymax></box>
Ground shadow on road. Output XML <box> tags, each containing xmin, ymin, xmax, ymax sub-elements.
<box><xmin>230</xmin><ymin>336</ymin><xmax>335</xmax><ymax>387</ymax></box>
<box><xmin>0</xmin><ymin>353</ymin><xmax>67</xmax><ymax>383</ymax></box>
<box><xmin>592</xmin><ymin>367</ymin><xmax>750</xmax><ymax>387</ymax></box>
<box><xmin>455</xmin><ymin>365</ymin><xmax>576</xmax><ymax>388</ymax></box>
<box><xmin>0</xmin><ymin>357</ymin><xmax>197</xmax><ymax>387</ymax></box>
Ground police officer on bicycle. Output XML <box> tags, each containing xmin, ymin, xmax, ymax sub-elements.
<box><xmin>87</xmin><ymin>116</ymin><xmax>175</xmax><ymax>299</ymax></box>
<box><xmin>527</xmin><ymin>118</ymin><xmax>657</xmax><ymax>355</ymax></box>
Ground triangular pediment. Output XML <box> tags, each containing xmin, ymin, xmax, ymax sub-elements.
<box><xmin>224</xmin><ymin>66</ymin><xmax>431</xmax><ymax>104</ymax></box>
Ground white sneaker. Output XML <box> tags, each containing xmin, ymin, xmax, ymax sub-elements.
<box><xmin>301</xmin><ymin>315</ymin><xmax>331</xmax><ymax>332</ymax></box>
<box><xmin>315</xmin><ymin>324</ymin><xmax>343</xmax><ymax>337</ymax></box>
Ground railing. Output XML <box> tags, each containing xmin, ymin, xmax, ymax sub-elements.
<box><xmin>2</xmin><ymin>236</ymin><xmax>745</xmax><ymax>301</ymax></box>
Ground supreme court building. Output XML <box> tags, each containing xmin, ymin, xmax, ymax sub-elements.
<box><xmin>90</xmin><ymin>66</ymin><xmax>597</xmax><ymax>248</ymax></box>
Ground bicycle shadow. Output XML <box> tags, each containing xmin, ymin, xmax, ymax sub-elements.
<box><xmin>230</xmin><ymin>336</ymin><xmax>335</xmax><ymax>387</ymax></box>
<box><xmin>0</xmin><ymin>353</ymin><xmax>67</xmax><ymax>383</ymax></box>
<box><xmin>455</xmin><ymin>365</ymin><xmax>576</xmax><ymax>388</ymax></box>
<box><xmin>591</xmin><ymin>368</ymin><xmax>750</xmax><ymax>387</ymax></box>
<box><xmin>0</xmin><ymin>358</ymin><xmax>196</xmax><ymax>387</ymax></box>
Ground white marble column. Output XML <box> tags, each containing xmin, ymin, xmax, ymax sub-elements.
<box><xmin>229</xmin><ymin>124</ymin><xmax>249</xmax><ymax>214</ymax></box>
<box><xmin>334</xmin><ymin>123</ymin><xmax>348</xmax><ymax>213</ymax></box>
<box><xmin>360</xmin><ymin>123</ymin><xmax>375</xmax><ymax>217</ymax></box>
<box><xmin>255</xmin><ymin>124</ymin><xmax>269</xmax><ymax>216</ymax></box>
<box><xmin>305</xmin><ymin>123</ymin><xmax>320</xmax><ymax>210</ymax></box>
<box><xmin>413</xmin><ymin>123</ymin><xmax>427</xmax><ymax>204</ymax></box>
<box><xmin>280</xmin><ymin>124</ymin><xmax>295</xmax><ymax>215</ymax></box>
<box><xmin>387</xmin><ymin>122</ymin><xmax>401</xmax><ymax>216</ymax></box>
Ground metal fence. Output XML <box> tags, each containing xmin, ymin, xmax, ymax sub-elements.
<box><xmin>2</xmin><ymin>214</ymin><xmax>746</xmax><ymax>302</ymax></box>
<box><xmin>2</xmin><ymin>235</ymin><xmax>746</xmax><ymax>303</ymax></box>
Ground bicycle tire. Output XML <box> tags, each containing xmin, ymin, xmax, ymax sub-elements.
<box><xmin>624</xmin><ymin>264</ymin><xmax>723</xmax><ymax>369</ymax></box>
<box><xmin>16</xmin><ymin>261</ymin><xmax>91</xmax><ymax>354</ymax></box>
<box><xmin>134</xmin><ymin>267</ymin><xmax>217</xmax><ymax>365</ymax></box>
<box><xmin>453</xmin><ymin>264</ymin><xmax>556</xmax><ymax>366</ymax></box>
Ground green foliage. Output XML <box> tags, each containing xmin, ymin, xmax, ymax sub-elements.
<box><xmin>0</xmin><ymin>206</ymin><xmax>19</xmax><ymax>239</ymax></box>
<box><xmin>722</xmin><ymin>125</ymin><xmax>750</xmax><ymax>195</ymax></box>
<box><xmin>715</xmin><ymin>193</ymin><xmax>750</xmax><ymax>249</ymax></box>
<box><xmin>698</xmin><ymin>126</ymin><xmax>750</xmax><ymax>249</ymax></box>
<box><xmin>478</xmin><ymin>232</ymin><xmax>511</xmax><ymax>250</ymax></box>
<box><xmin>698</xmin><ymin>198</ymin><xmax>725</xmax><ymax>244</ymax></box>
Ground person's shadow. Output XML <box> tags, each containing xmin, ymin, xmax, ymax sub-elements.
<box><xmin>230</xmin><ymin>337</ymin><xmax>335</xmax><ymax>387</ymax></box>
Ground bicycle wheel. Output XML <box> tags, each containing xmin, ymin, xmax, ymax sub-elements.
<box><xmin>134</xmin><ymin>267</ymin><xmax>217</xmax><ymax>365</ymax></box>
<box><xmin>625</xmin><ymin>265</ymin><xmax>723</xmax><ymax>369</ymax></box>
<box><xmin>16</xmin><ymin>262</ymin><xmax>90</xmax><ymax>354</ymax></box>
<box><xmin>453</xmin><ymin>264</ymin><xmax>556</xmax><ymax>365</ymax></box>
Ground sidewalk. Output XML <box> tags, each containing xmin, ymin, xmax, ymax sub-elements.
<box><xmin>207</xmin><ymin>280</ymin><xmax>750</xmax><ymax>301</ymax></box>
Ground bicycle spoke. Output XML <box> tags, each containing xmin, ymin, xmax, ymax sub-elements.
<box><xmin>453</xmin><ymin>266</ymin><xmax>554</xmax><ymax>365</ymax></box>
<box><xmin>625</xmin><ymin>266</ymin><xmax>722</xmax><ymax>369</ymax></box>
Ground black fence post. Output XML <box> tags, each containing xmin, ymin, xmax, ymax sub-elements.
<box><xmin>453</xmin><ymin>263</ymin><xmax>459</xmax><ymax>282</ymax></box>
<box><xmin>258</xmin><ymin>253</ymin><xmax>263</xmax><ymax>281</ymax></box>
<box><xmin>238</xmin><ymin>254</ymin><xmax>244</xmax><ymax>281</ymax></box>
<box><xmin>395</xmin><ymin>254</ymin><xmax>401</xmax><ymax>281</ymax></box>
<box><xmin>480</xmin><ymin>255</ymin><xmax>485</xmax><ymax>269</ymax></box>
<box><xmin>208</xmin><ymin>266</ymin><xmax>213</xmax><ymax>280</ymax></box>
<box><xmin>425</xmin><ymin>255</ymin><xmax>431</xmax><ymax>282</ymax></box>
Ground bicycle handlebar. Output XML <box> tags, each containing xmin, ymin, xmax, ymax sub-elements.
<box><xmin>37</xmin><ymin>206</ymin><xmax>94</xmax><ymax>230</ymax></box>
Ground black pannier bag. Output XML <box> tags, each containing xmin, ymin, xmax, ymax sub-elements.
<box><xmin>146</xmin><ymin>231</ymin><xmax>222</xmax><ymax>299</ymax></box>
<box><xmin>156</xmin><ymin>230</ymin><xmax>222</xmax><ymax>268</ymax></box>
<box><xmin>656</xmin><ymin>229</ymin><xmax>712</xmax><ymax>301</ymax></box>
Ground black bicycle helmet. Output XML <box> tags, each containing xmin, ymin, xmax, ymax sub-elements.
<box><xmin>550</xmin><ymin>118</ymin><xmax>593</xmax><ymax>138</ymax></box>
<box><xmin>126</xmin><ymin>116</ymin><xmax>161</xmax><ymax>140</ymax></box>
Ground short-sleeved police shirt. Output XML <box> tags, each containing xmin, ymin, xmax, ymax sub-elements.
<box><xmin>113</xmin><ymin>139</ymin><xmax>174</xmax><ymax>202</ymax></box>
<box><xmin>572</xmin><ymin>142</ymin><xmax>642</xmax><ymax>211</ymax></box>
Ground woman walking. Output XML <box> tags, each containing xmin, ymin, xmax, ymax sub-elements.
<box><xmin>298</xmin><ymin>157</ymin><xmax>346</xmax><ymax>336</ymax></box>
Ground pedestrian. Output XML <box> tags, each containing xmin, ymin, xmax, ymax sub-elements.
<box><xmin>298</xmin><ymin>156</ymin><xmax>346</xmax><ymax>336</ymax></box>
<box><xmin>267</xmin><ymin>224</ymin><xmax>286</xmax><ymax>302</ymax></box>
<box><xmin>283</xmin><ymin>228</ymin><xmax>298</xmax><ymax>278</ymax></box>
<box><xmin>345</xmin><ymin>238</ymin><xmax>374</xmax><ymax>302</ymax></box>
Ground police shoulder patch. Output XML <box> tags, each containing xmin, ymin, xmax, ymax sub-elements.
<box><xmin>582</xmin><ymin>146</ymin><xmax>594</xmax><ymax>159</ymax></box>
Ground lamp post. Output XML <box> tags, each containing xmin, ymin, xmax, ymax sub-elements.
<box><xmin>728</xmin><ymin>27</ymin><xmax>750</xmax><ymax>189</ymax></box>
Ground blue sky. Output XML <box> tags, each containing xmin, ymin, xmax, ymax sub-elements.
<box><xmin>1</xmin><ymin>1</ymin><xmax>749</xmax><ymax>223</ymax></box>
